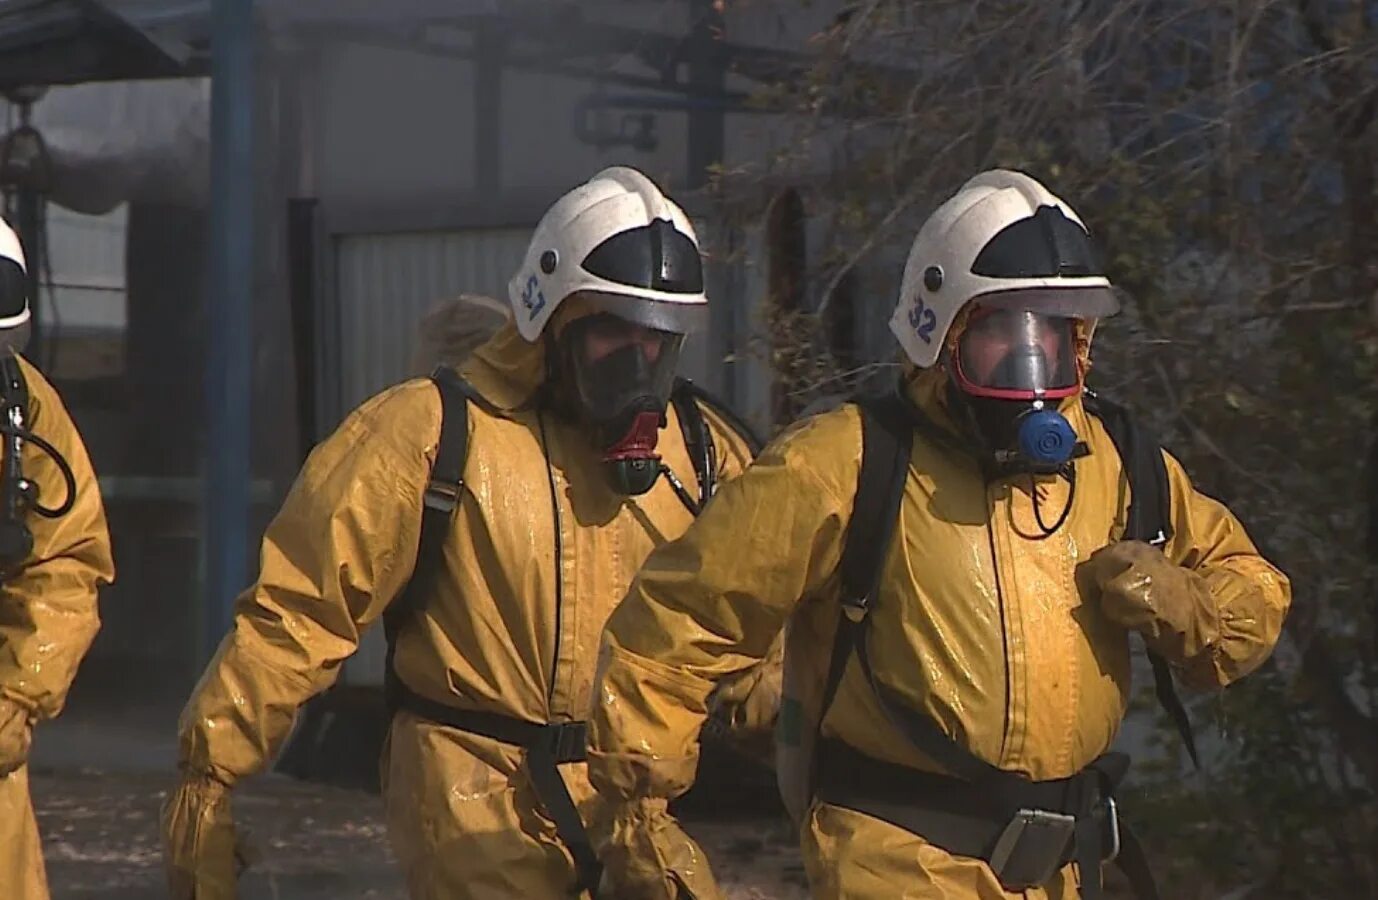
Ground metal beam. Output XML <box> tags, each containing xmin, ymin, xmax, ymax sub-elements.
<box><xmin>686</xmin><ymin>0</ymin><xmax>737</xmax><ymax>408</ymax></box>
<box><xmin>202</xmin><ymin>0</ymin><xmax>253</xmax><ymax>663</ymax></box>
<box><xmin>0</xmin><ymin>0</ymin><xmax>915</xmax><ymax>98</ymax></box>
<box><xmin>285</xmin><ymin>4</ymin><xmax>914</xmax><ymax>102</ymax></box>
<box><xmin>474</xmin><ymin>22</ymin><xmax>504</xmax><ymax>192</ymax></box>
<box><xmin>686</xmin><ymin>0</ymin><xmax>725</xmax><ymax>189</ymax></box>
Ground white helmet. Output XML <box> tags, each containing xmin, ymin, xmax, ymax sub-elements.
<box><xmin>889</xmin><ymin>169</ymin><xmax>1118</xmax><ymax>368</ymax></box>
<box><xmin>507</xmin><ymin>166</ymin><xmax>707</xmax><ymax>342</ymax></box>
<box><xmin>0</xmin><ymin>217</ymin><xmax>31</xmax><ymax>331</ymax></box>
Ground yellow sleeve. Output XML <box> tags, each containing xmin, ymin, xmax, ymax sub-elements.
<box><xmin>589</xmin><ymin>407</ymin><xmax>857</xmax><ymax>804</ymax></box>
<box><xmin>0</xmin><ymin>357</ymin><xmax>114</xmax><ymax>720</ymax></box>
<box><xmin>177</xmin><ymin>381</ymin><xmax>439</xmax><ymax>785</ymax></box>
<box><xmin>697</xmin><ymin>403</ymin><xmax>780</xmax><ymax>748</ymax></box>
<box><xmin>1162</xmin><ymin>452</ymin><xmax>1292</xmax><ymax>690</ymax></box>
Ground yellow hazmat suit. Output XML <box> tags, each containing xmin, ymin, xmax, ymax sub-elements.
<box><xmin>162</xmin><ymin>323</ymin><xmax>758</xmax><ymax>899</ymax></box>
<box><xmin>0</xmin><ymin>354</ymin><xmax>114</xmax><ymax>900</ymax></box>
<box><xmin>587</xmin><ymin>366</ymin><xmax>1291</xmax><ymax>899</ymax></box>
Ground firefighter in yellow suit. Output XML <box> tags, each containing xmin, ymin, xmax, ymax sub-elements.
<box><xmin>586</xmin><ymin>170</ymin><xmax>1292</xmax><ymax>899</ymax></box>
<box><xmin>0</xmin><ymin>217</ymin><xmax>115</xmax><ymax>900</ymax></box>
<box><xmin>161</xmin><ymin>167</ymin><xmax>768</xmax><ymax>899</ymax></box>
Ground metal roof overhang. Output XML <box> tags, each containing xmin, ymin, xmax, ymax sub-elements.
<box><xmin>0</xmin><ymin>0</ymin><xmax>200</xmax><ymax>92</ymax></box>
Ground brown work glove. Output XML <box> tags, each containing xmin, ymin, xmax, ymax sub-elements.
<box><xmin>0</xmin><ymin>697</ymin><xmax>34</xmax><ymax>777</ymax></box>
<box><xmin>162</xmin><ymin>771</ymin><xmax>255</xmax><ymax>900</ymax></box>
<box><xmin>704</xmin><ymin>652</ymin><xmax>783</xmax><ymax>767</ymax></box>
<box><xmin>592</xmin><ymin>798</ymin><xmax>723</xmax><ymax>900</ymax></box>
<box><xmin>1082</xmin><ymin>540</ymin><xmax>1219</xmax><ymax>665</ymax></box>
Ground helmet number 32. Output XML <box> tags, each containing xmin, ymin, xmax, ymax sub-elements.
<box><xmin>908</xmin><ymin>297</ymin><xmax>937</xmax><ymax>343</ymax></box>
<box><xmin>521</xmin><ymin>275</ymin><xmax>547</xmax><ymax>320</ymax></box>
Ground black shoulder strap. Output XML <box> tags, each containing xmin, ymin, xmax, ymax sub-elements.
<box><xmin>817</xmin><ymin>390</ymin><xmax>913</xmax><ymax>725</ymax></box>
<box><xmin>818</xmin><ymin>391</ymin><xmax>1027</xmax><ymax>785</ymax></box>
<box><xmin>670</xmin><ymin>378</ymin><xmax>764</xmax><ymax>508</ymax></box>
<box><xmin>383</xmin><ymin>366</ymin><xmax>474</xmax><ymax>711</ymax></box>
<box><xmin>0</xmin><ymin>352</ymin><xmax>33</xmax><ymax>577</ymax></box>
<box><xmin>670</xmin><ymin>379</ymin><xmax>715</xmax><ymax>508</ymax></box>
<box><xmin>838</xmin><ymin>392</ymin><xmax>913</xmax><ymax>616</ymax></box>
<box><xmin>1087</xmin><ymin>394</ymin><xmax>1172</xmax><ymax>549</ymax></box>
<box><xmin>1</xmin><ymin>351</ymin><xmax>28</xmax><ymax>415</ymax></box>
<box><xmin>674</xmin><ymin>379</ymin><xmax>765</xmax><ymax>454</ymax></box>
<box><xmin>1086</xmin><ymin>393</ymin><xmax>1200</xmax><ymax>769</ymax></box>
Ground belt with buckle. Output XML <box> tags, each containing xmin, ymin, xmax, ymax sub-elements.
<box><xmin>814</xmin><ymin>739</ymin><xmax>1127</xmax><ymax>893</ymax></box>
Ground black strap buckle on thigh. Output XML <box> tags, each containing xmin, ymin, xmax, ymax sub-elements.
<box><xmin>394</xmin><ymin>686</ymin><xmax>602</xmax><ymax>895</ymax></box>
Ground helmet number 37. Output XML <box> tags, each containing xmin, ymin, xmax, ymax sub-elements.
<box><xmin>521</xmin><ymin>275</ymin><xmax>547</xmax><ymax>321</ymax></box>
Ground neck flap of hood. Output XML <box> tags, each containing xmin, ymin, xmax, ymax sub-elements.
<box><xmin>459</xmin><ymin>320</ymin><xmax>548</xmax><ymax>413</ymax></box>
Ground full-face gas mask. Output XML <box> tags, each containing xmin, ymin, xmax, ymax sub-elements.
<box><xmin>948</xmin><ymin>303</ymin><xmax>1086</xmax><ymax>476</ymax></box>
<box><xmin>552</xmin><ymin>308</ymin><xmax>686</xmax><ymax>495</ymax></box>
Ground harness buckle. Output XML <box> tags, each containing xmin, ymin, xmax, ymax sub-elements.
<box><xmin>841</xmin><ymin>594</ymin><xmax>870</xmax><ymax>623</ymax></box>
<box><xmin>987</xmin><ymin>808</ymin><xmax>1077</xmax><ymax>890</ymax></box>
<box><xmin>423</xmin><ymin>478</ymin><xmax>462</xmax><ymax>514</ymax></box>
<box><xmin>541</xmin><ymin>721</ymin><xmax>588</xmax><ymax>764</ymax></box>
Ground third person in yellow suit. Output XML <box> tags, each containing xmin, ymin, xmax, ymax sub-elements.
<box><xmin>162</xmin><ymin>167</ymin><xmax>770</xmax><ymax>899</ymax></box>
<box><xmin>586</xmin><ymin>170</ymin><xmax>1291</xmax><ymax>899</ymax></box>
<box><xmin>0</xmin><ymin>216</ymin><xmax>115</xmax><ymax>900</ymax></box>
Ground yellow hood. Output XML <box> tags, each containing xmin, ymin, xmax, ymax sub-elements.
<box><xmin>460</xmin><ymin>321</ymin><xmax>548</xmax><ymax>412</ymax></box>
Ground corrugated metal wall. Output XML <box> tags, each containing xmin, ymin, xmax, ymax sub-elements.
<box><xmin>334</xmin><ymin>226</ymin><xmax>530</xmax><ymax>416</ymax></box>
<box><xmin>42</xmin><ymin>204</ymin><xmax>129</xmax><ymax>329</ymax></box>
<box><xmin>32</xmin><ymin>204</ymin><xmax>129</xmax><ymax>380</ymax></box>
<box><xmin>44</xmin><ymin>203</ymin><xmax>129</xmax><ymax>312</ymax></box>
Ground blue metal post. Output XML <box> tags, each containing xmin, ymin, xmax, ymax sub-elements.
<box><xmin>203</xmin><ymin>0</ymin><xmax>254</xmax><ymax>664</ymax></box>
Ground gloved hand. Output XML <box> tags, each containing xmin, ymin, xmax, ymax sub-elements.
<box><xmin>703</xmin><ymin>651</ymin><xmax>782</xmax><ymax>767</ymax></box>
<box><xmin>1082</xmin><ymin>540</ymin><xmax>1219</xmax><ymax>664</ymax></box>
<box><xmin>592</xmin><ymin>798</ymin><xmax>723</xmax><ymax>900</ymax></box>
<box><xmin>0</xmin><ymin>697</ymin><xmax>34</xmax><ymax>777</ymax></box>
<box><xmin>162</xmin><ymin>771</ymin><xmax>251</xmax><ymax>900</ymax></box>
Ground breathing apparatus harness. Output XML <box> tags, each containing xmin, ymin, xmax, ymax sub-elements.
<box><xmin>809</xmin><ymin>385</ymin><xmax>1195</xmax><ymax>900</ymax></box>
<box><xmin>377</xmin><ymin>365</ymin><xmax>761</xmax><ymax>896</ymax></box>
<box><xmin>0</xmin><ymin>353</ymin><xmax>77</xmax><ymax>579</ymax></box>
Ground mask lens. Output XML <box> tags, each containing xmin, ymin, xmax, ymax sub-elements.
<box><xmin>955</xmin><ymin>309</ymin><xmax>1079</xmax><ymax>399</ymax></box>
<box><xmin>564</xmin><ymin>313</ymin><xmax>682</xmax><ymax>424</ymax></box>
<box><xmin>579</xmin><ymin>316</ymin><xmax>672</xmax><ymax>365</ymax></box>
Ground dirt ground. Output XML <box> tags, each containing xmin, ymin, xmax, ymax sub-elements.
<box><xmin>30</xmin><ymin>769</ymin><xmax>811</xmax><ymax>900</ymax></box>
<box><xmin>25</xmin><ymin>662</ymin><xmax>811</xmax><ymax>899</ymax></box>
